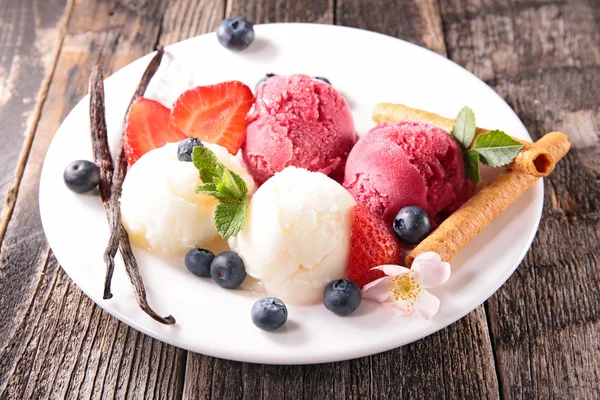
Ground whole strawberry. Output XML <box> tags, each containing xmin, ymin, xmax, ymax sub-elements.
<box><xmin>347</xmin><ymin>205</ymin><xmax>403</xmax><ymax>288</ymax></box>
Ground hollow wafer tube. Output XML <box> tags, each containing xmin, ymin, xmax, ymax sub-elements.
<box><xmin>373</xmin><ymin>102</ymin><xmax>555</xmax><ymax>177</ymax></box>
<box><xmin>405</xmin><ymin>131</ymin><xmax>570</xmax><ymax>267</ymax></box>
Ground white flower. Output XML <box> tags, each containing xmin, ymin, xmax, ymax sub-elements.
<box><xmin>361</xmin><ymin>252</ymin><xmax>451</xmax><ymax>320</ymax></box>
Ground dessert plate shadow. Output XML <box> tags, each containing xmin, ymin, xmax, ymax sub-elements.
<box><xmin>39</xmin><ymin>23</ymin><xmax>543</xmax><ymax>364</ymax></box>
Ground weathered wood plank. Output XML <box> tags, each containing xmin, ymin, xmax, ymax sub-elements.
<box><xmin>0</xmin><ymin>1</ymin><xmax>188</xmax><ymax>398</ymax></box>
<box><xmin>227</xmin><ymin>0</ymin><xmax>334</xmax><ymax>24</ymax></box>
<box><xmin>336</xmin><ymin>0</ymin><xmax>446</xmax><ymax>55</ymax></box>
<box><xmin>439</xmin><ymin>0</ymin><xmax>600</xmax><ymax>397</ymax></box>
<box><xmin>0</xmin><ymin>0</ymin><xmax>69</xmax><ymax>243</ymax></box>
<box><xmin>441</xmin><ymin>0</ymin><xmax>600</xmax><ymax>82</ymax></box>
<box><xmin>182</xmin><ymin>1</ymin><xmax>500</xmax><ymax>399</ymax></box>
<box><xmin>160</xmin><ymin>0</ymin><xmax>226</xmax><ymax>46</ymax></box>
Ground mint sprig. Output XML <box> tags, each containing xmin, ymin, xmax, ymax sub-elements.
<box><xmin>192</xmin><ymin>146</ymin><xmax>249</xmax><ymax>238</ymax></box>
<box><xmin>451</xmin><ymin>107</ymin><xmax>524</xmax><ymax>183</ymax></box>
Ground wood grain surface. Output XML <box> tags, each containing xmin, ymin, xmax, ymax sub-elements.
<box><xmin>0</xmin><ymin>0</ymin><xmax>598</xmax><ymax>398</ymax></box>
<box><xmin>0</xmin><ymin>0</ymin><xmax>69</xmax><ymax>242</ymax></box>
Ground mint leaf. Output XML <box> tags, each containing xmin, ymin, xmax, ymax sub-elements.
<box><xmin>464</xmin><ymin>149</ymin><xmax>481</xmax><ymax>183</ymax></box>
<box><xmin>472</xmin><ymin>130</ymin><xmax>524</xmax><ymax>167</ymax></box>
<box><xmin>453</xmin><ymin>109</ymin><xmax>521</xmax><ymax>183</ymax></box>
<box><xmin>451</xmin><ymin>106</ymin><xmax>476</xmax><ymax>149</ymax></box>
<box><xmin>217</xmin><ymin>169</ymin><xmax>248</xmax><ymax>200</ymax></box>
<box><xmin>195</xmin><ymin>183</ymin><xmax>238</xmax><ymax>203</ymax></box>
<box><xmin>192</xmin><ymin>145</ymin><xmax>250</xmax><ymax>238</ymax></box>
<box><xmin>192</xmin><ymin>146</ymin><xmax>224</xmax><ymax>184</ymax></box>
<box><xmin>195</xmin><ymin>182</ymin><xmax>219</xmax><ymax>196</ymax></box>
<box><xmin>214</xmin><ymin>199</ymin><xmax>248</xmax><ymax>238</ymax></box>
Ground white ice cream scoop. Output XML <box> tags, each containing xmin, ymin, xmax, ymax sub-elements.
<box><xmin>121</xmin><ymin>142</ymin><xmax>256</xmax><ymax>257</ymax></box>
<box><xmin>229</xmin><ymin>166</ymin><xmax>355</xmax><ymax>305</ymax></box>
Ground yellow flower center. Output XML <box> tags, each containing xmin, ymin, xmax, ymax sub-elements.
<box><xmin>388</xmin><ymin>273</ymin><xmax>421</xmax><ymax>311</ymax></box>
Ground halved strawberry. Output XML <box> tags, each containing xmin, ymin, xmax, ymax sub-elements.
<box><xmin>170</xmin><ymin>81</ymin><xmax>253</xmax><ymax>155</ymax></box>
<box><xmin>347</xmin><ymin>205</ymin><xmax>403</xmax><ymax>288</ymax></box>
<box><xmin>124</xmin><ymin>98</ymin><xmax>187</xmax><ymax>165</ymax></box>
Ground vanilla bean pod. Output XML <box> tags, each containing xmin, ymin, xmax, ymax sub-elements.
<box><xmin>128</xmin><ymin>46</ymin><xmax>164</xmax><ymax>110</ymax></box>
<box><xmin>103</xmin><ymin>46</ymin><xmax>165</xmax><ymax>300</ymax></box>
<box><xmin>119</xmin><ymin>228</ymin><xmax>176</xmax><ymax>324</ymax></box>
<box><xmin>101</xmin><ymin>146</ymin><xmax>125</xmax><ymax>299</ymax></box>
<box><xmin>89</xmin><ymin>64</ymin><xmax>175</xmax><ymax>325</ymax></box>
<box><xmin>89</xmin><ymin>66</ymin><xmax>113</xmax><ymax>206</ymax></box>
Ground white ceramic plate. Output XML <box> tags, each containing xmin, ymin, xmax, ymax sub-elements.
<box><xmin>39</xmin><ymin>23</ymin><xmax>543</xmax><ymax>364</ymax></box>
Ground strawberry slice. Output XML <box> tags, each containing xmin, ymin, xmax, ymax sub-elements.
<box><xmin>124</xmin><ymin>98</ymin><xmax>187</xmax><ymax>165</ymax></box>
<box><xmin>348</xmin><ymin>205</ymin><xmax>403</xmax><ymax>288</ymax></box>
<box><xmin>170</xmin><ymin>81</ymin><xmax>253</xmax><ymax>155</ymax></box>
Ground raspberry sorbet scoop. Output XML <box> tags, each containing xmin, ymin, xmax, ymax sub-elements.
<box><xmin>343</xmin><ymin>121</ymin><xmax>473</xmax><ymax>226</ymax></box>
<box><xmin>243</xmin><ymin>74</ymin><xmax>357</xmax><ymax>184</ymax></box>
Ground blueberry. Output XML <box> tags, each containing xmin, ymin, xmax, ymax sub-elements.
<box><xmin>323</xmin><ymin>279</ymin><xmax>361</xmax><ymax>316</ymax></box>
<box><xmin>256</xmin><ymin>73</ymin><xmax>276</xmax><ymax>90</ymax></box>
<box><xmin>393</xmin><ymin>206</ymin><xmax>431</xmax><ymax>246</ymax></box>
<box><xmin>251</xmin><ymin>297</ymin><xmax>287</xmax><ymax>331</ymax></box>
<box><xmin>216</xmin><ymin>17</ymin><xmax>255</xmax><ymax>51</ymax></box>
<box><xmin>210</xmin><ymin>251</ymin><xmax>246</xmax><ymax>289</ymax></box>
<box><xmin>185</xmin><ymin>248</ymin><xmax>215</xmax><ymax>277</ymax></box>
<box><xmin>177</xmin><ymin>138</ymin><xmax>203</xmax><ymax>162</ymax></box>
<box><xmin>63</xmin><ymin>160</ymin><xmax>100</xmax><ymax>194</ymax></box>
<box><xmin>313</xmin><ymin>76</ymin><xmax>331</xmax><ymax>85</ymax></box>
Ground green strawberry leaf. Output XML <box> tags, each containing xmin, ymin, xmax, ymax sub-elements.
<box><xmin>214</xmin><ymin>199</ymin><xmax>248</xmax><ymax>238</ymax></box>
<box><xmin>464</xmin><ymin>149</ymin><xmax>481</xmax><ymax>183</ymax></box>
<box><xmin>451</xmin><ymin>106</ymin><xmax>477</xmax><ymax>149</ymax></box>
<box><xmin>472</xmin><ymin>130</ymin><xmax>524</xmax><ymax>167</ymax></box>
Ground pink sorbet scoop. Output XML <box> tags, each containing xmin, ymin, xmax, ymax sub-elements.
<box><xmin>243</xmin><ymin>74</ymin><xmax>357</xmax><ymax>184</ymax></box>
<box><xmin>343</xmin><ymin>121</ymin><xmax>474</xmax><ymax>226</ymax></box>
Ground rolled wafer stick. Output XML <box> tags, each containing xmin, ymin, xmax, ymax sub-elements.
<box><xmin>405</xmin><ymin>131</ymin><xmax>570</xmax><ymax>267</ymax></box>
<box><xmin>373</xmin><ymin>102</ymin><xmax>555</xmax><ymax>177</ymax></box>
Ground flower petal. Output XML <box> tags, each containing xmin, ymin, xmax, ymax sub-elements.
<box><xmin>414</xmin><ymin>289</ymin><xmax>440</xmax><ymax>320</ymax></box>
<box><xmin>412</xmin><ymin>251</ymin><xmax>441</xmax><ymax>265</ymax></box>
<box><xmin>381</xmin><ymin>302</ymin><xmax>409</xmax><ymax>316</ymax></box>
<box><xmin>411</xmin><ymin>252</ymin><xmax>451</xmax><ymax>288</ymax></box>
<box><xmin>361</xmin><ymin>277</ymin><xmax>391</xmax><ymax>302</ymax></box>
<box><xmin>385</xmin><ymin>299</ymin><xmax>415</xmax><ymax>315</ymax></box>
<box><xmin>371</xmin><ymin>264</ymin><xmax>410</xmax><ymax>277</ymax></box>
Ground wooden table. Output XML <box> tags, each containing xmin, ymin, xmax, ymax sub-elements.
<box><xmin>1</xmin><ymin>0</ymin><xmax>598</xmax><ymax>398</ymax></box>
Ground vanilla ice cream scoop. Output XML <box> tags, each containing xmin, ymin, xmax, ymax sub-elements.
<box><xmin>228</xmin><ymin>167</ymin><xmax>356</xmax><ymax>305</ymax></box>
<box><xmin>121</xmin><ymin>142</ymin><xmax>256</xmax><ymax>257</ymax></box>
